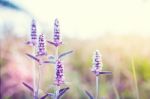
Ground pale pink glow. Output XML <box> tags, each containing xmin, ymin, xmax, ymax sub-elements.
<box><xmin>7</xmin><ymin>51</ymin><xmax>32</xmax><ymax>82</ymax></box>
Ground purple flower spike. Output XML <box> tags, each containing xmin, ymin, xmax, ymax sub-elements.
<box><xmin>36</xmin><ymin>34</ymin><xmax>47</xmax><ymax>56</ymax></box>
<box><xmin>54</xmin><ymin>60</ymin><xmax>64</xmax><ymax>86</ymax></box>
<box><xmin>27</xmin><ymin>19</ymin><xmax>37</xmax><ymax>46</ymax></box>
<box><xmin>54</xmin><ymin>19</ymin><xmax>62</xmax><ymax>45</ymax></box>
<box><xmin>91</xmin><ymin>50</ymin><xmax>103</xmax><ymax>76</ymax></box>
<box><xmin>47</xmin><ymin>19</ymin><xmax>62</xmax><ymax>47</ymax></box>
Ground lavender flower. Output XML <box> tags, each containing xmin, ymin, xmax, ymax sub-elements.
<box><xmin>86</xmin><ymin>50</ymin><xmax>111</xmax><ymax>99</ymax></box>
<box><xmin>27</xmin><ymin>19</ymin><xmax>37</xmax><ymax>46</ymax></box>
<box><xmin>91</xmin><ymin>50</ymin><xmax>112</xmax><ymax>76</ymax></box>
<box><xmin>36</xmin><ymin>34</ymin><xmax>47</xmax><ymax>56</ymax></box>
<box><xmin>47</xmin><ymin>19</ymin><xmax>62</xmax><ymax>47</ymax></box>
<box><xmin>91</xmin><ymin>50</ymin><xmax>103</xmax><ymax>76</ymax></box>
<box><xmin>54</xmin><ymin>59</ymin><xmax>64</xmax><ymax>86</ymax></box>
<box><xmin>53</xmin><ymin>19</ymin><xmax>62</xmax><ymax>46</ymax></box>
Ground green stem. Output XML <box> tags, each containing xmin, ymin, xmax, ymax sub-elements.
<box><xmin>55</xmin><ymin>47</ymin><xmax>59</xmax><ymax>99</ymax></box>
<box><xmin>113</xmin><ymin>82</ymin><xmax>120</xmax><ymax>99</ymax></box>
<box><xmin>56</xmin><ymin>86</ymin><xmax>60</xmax><ymax>99</ymax></box>
<box><xmin>96</xmin><ymin>76</ymin><xmax>99</xmax><ymax>99</ymax></box>
<box><xmin>132</xmin><ymin>58</ymin><xmax>139</xmax><ymax>99</ymax></box>
<box><xmin>36</xmin><ymin>64</ymin><xmax>41</xmax><ymax>99</ymax></box>
<box><xmin>32</xmin><ymin>47</ymin><xmax>37</xmax><ymax>99</ymax></box>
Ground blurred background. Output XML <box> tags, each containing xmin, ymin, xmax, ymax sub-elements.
<box><xmin>0</xmin><ymin>0</ymin><xmax>150</xmax><ymax>99</ymax></box>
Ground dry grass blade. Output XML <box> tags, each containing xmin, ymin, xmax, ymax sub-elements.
<box><xmin>131</xmin><ymin>57</ymin><xmax>140</xmax><ymax>99</ymax></box>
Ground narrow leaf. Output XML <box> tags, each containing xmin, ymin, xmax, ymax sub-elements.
<box><xmin>0</xmin><ymin>0</ymin><xmax>22</xmax><ymax>11</ymax></box>
<box><xmin>48</xmin><ymin>56</ymin><xmax>56</xmax><ymax>62</ymax></box>
<box><xmin>43</xmin><ymin>61</ymin><xmax>55</xmax><ymax>64</ymax></box>
<box><xmin>58</xmin><ymin>50</ymin><xmax>73</xmax><ymax>59</ymax></box>
<box><xmin>47</xmin><ymin>41</ymin><xmax>62</xmax><ymax>47</ymax></box>
<box><xmin>57</xmin><ymin>87</ymin><xmax>69</xmax><ymax>99</ymax></box>
<box><xmin>99</xmin><ymin>71</ymin><xmax>112</xmax><ymax>75</ymax></box>
<box><xmin>48</xmin><ymin>93</ymin><xmax>55</xmax><ymax>97</ymax></box>
<box><xmin>26</xmin><ymin>53</ymin><xmax>40</xmax><ymax>63</ymax></box>
<box><xmin>85</xmin><ymin>91</ymin><xmax>94</xmax><ymax>99</ymax></box>
<box><xmin>47</xmin><ymin>41</ymin><xmax>56</xmax><ymax>46</ymax></box>
<box><xmin>49</xmin><ymin>55</ymin><xmax>55</xmax><ymax>59</ymax></box>
<box><xmin>40</xmin><ymin>94</ymin><xmax>49</xmax><ymax>99</ymax></box>
<box><xmin>22</xmin><ymin>82</ymin><xmax>34</xmax><ymax>92</ymax></box>
<box><xmin>41</xmin><ymin>93</ymin><xmax>54</xmax><ymax>99</ymax></box>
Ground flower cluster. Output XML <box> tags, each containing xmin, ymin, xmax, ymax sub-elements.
<box><xmin>54</xmin><ymin>60</ymin><xmax>64</xmax><ymax>86</ymax></box>
<box><xmin>24</xmin><ymin>19</ymin><xmax>48</xmax><ymax>65</ymax></box>
<box><xmin>91</xmin><ymin>50</ymin><xmax>103</xmax><ymax>76</ymax></box>
<box><xmin>48</xmin><ymin>19</ymin><xmax>62</xmax><ymax>47</ymax></box>
<box><xmin>85</xmin><ymin>50</ymin><xmax>111</xmax><ymax>99</ymax></box>
<box><xmin>36</xmin><ymin>34</ymin><xmax>47</xmax><ymax>57</ymax></box>
<box><xmin>23</xmin><ymin>19</ymin><xmax>111</xmax><ymax>99</ymax></box>
<box><xmin>27</xmin><ymin>20</ymin><xmax>37</xmax><ymax>46</ymax></box>
<box><xmin>53</xmin><ymin>19</ymin><xmax>62</xmax><ymax>46</ymax></box>
<box><xmin>24</xmin><ymin>19</ymin><xmax>72</xmax><ymax>99</ymax></box>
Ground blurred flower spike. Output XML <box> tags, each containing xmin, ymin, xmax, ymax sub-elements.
<box><xmin>27</xmin><ymin>19</ymin><xmax>37</xmax><ymax>46</ymax></box>
<box><xmin>91</xmin><ymin>50</ymin><xmax>103</xmax><ymax>76</ymax></box>
<box><xmin>48</xmin><ymin>19</ymin><xmax>62</xmax><ymax>47</ymax></box>
<box><xmin>54</xmin><ymin>59</ymin><xmax>65</xmax><ymax>86</ymax></box>
<box><xmin>91</xmin><ymin>50</ymin><xmax>111</xmax><ymax>76</ymax></box>
<box><xmin>36</xmin><ymin>34</ymin><xmax>47</xmax><ymax>57</ymax></box>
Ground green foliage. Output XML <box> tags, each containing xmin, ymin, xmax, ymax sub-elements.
<box><xmin>134</xmin><ymin>57</ymin><xmax>150</xmax><ymax>81</ymax></box>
